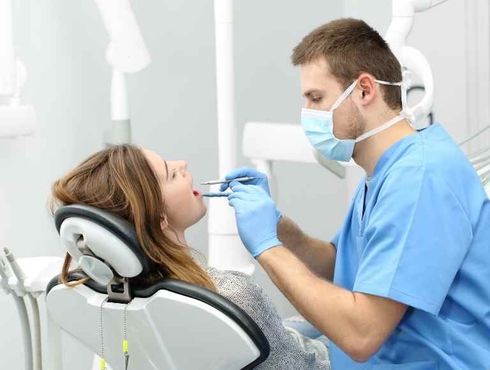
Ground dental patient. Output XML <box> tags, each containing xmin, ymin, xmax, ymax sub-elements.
<box><xmin>50</xmin><ymin>144</ymin><xmax>330</xmax><ymax>370</ymax></box>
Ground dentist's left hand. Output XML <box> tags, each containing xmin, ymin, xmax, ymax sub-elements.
<box><xmin>227</xmin><ymin>181</ymin><xmax>283</xmax><ymax>258</ymax></box>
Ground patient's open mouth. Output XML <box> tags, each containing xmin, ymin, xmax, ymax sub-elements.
<box><xmin>193</xmin><ymin>189</ymin><xmax>202</xmax><ymax>197</ymax></box>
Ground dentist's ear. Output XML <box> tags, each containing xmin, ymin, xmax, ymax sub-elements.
<box><xmin>357</xmin><ymin>73</ymin><xmax>376</xmax><ymax>106</ymax></box>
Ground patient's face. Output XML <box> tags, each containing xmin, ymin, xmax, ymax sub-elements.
<box><xmin>142</xmin><ymin>149</ymin><xmax>206</xmax><ymax>230</ymax></box>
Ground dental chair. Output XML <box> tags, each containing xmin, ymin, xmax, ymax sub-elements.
<box><xmin>45</xmin><ymin>204</ymin><xmax>270</xmax><ymax>370</ymax></box>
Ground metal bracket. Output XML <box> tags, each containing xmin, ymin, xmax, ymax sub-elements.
<box><xmin>107</xmin><ymin>276</ymin><xmax>132</xmax><ymax>304</ymax></box>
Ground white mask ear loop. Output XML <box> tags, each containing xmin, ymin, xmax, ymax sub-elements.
<box><xmin>375</xmin><ymin>79</ymin><xmax>403</xmax><ymax>87</ymax></box>
<box><xmin>335</xmin><ymin>79</ymin><xmax>403</xmax><ymax>111</ymax></box>
<box><xmin>332</xmin><ymin>78</ymin><xmax>404</xmax><ymax>109</ymax></box>
<box><xmin>401</xmin><ymin>86</ymin><xmax>408</xmax><ymax>117</ymax></box>
<box><xmin>375</xmin><ymin>78</ymin><xmax>409</xmax><ymax>121</ymax></box>
<box><xmin>331</xmin><ymin>80</ymin><xmax>358</xmax><ymax>111</ymax></box>
<box><xmin>355</xmin><ymin>114</ymin><xmax>405</xmax><ymax>143</ymax></box>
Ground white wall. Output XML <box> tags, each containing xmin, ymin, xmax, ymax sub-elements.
<box><xmin>0</xmin><ymin>1</ymin><xmax>345</xmax><ymax>369</ymax></box>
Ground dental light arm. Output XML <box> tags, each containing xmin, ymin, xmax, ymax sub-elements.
<box><xmin>386</xmin><ymin>0</ymin><xmax>448</xmax><ymax>52</ymax></box>
<box><xmin>208</xmin><ymin>0</ymin><xmax>256</xmax><ymax>275</ymax></box>
<box><xmin>93</xmin><ymin>0</ymin><xmax>151</xmax><ymax>144</ymax></box>
<box><xmin>94</xmin><ymin>0</ymin><xmax>150</xmax><ymax>73</ymax></box>
<box><xmin>385</xmin><ymin>0</ymin><xmax>448</xmax><ymax>123</ymax></box>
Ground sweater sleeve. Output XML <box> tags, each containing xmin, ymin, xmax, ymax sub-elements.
<box><xmin>206</xmin><ymin>267</ymin><xmax>330</xmax><ymax>370</ymax></box>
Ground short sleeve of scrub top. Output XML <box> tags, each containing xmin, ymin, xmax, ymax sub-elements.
<box><xmin>331</xmin><ymin>229</ymin><xmax>341</xmax><ymax>249</ymax></box>
<box><xmin>354</xmin><ymin>165</ymin><xmax>473</xmax><ymax>315</ymax></box>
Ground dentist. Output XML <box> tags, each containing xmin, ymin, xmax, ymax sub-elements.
<box><xmin>223</xmin><ymin>19</ymin><xmax>490</xmax><ymax>369</ymax></box>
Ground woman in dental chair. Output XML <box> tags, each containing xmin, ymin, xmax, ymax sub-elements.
<box><xmin>50</xmin><ymin>144</ymin><xmax>330</xmax><ymax>370</ymax></box>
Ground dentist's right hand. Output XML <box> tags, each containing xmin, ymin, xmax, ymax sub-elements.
<box><xmin>227</xmin><ymin>181</ymin><xmax>282</xmax><ymax>258</ymax></box>
<box><xmin>220</xmin><ymin>167</ymin><xmax>271</xmax><ymax>196</ymax></box>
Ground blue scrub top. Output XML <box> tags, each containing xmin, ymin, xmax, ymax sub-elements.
<box><xmin>330</xmin><ymin>124</ymin><xmax>490</xmax><ymax>370</ymax></box>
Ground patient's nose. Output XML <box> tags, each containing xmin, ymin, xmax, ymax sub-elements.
<box><xmin>178</xmin><ymin>160</ymin><xmax>188</xmax><ymax>172</ymax></box>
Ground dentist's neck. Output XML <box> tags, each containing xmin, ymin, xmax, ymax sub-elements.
<box><xmin>353</xmin><ymin>111</ymin><xmax>414</xmax><ymax>177</ymax></box>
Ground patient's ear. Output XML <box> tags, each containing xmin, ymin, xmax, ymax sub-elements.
<box><xmin>160</xmin><ymin>216</ymin><xmax>169</xmax><ymax>230</ymax></box>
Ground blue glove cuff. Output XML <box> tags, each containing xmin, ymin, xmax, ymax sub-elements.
<box><xmin>253</xmin><ymin>236</ymin><xmax>282</xmax><ymax>258</ymax></box>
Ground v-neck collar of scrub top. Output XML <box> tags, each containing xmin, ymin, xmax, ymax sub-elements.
<box><xmin>370</xmin><ymin>123</ymin><xmax>436</xmax><ymax>181</ymax></box>
<box><xmin>358</xmin><ymin>124</ymin><xmax>439</xmax><ymax>223</ymax></box>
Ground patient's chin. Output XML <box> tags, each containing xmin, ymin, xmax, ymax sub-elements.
<box><xmin>187</xmin><ymin>204</ymin><xmax>207</xmax><ymax>227</ymax></box>
<box><xmin>197</xmin><ymin>204</ymin><xmax>207</xmax><ymax>221</ymax></box>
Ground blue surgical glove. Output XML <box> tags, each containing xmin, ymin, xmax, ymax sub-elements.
<box><xmin>220</xmin><ymin>167</ymin><xmax>271</xmax><ymax>196</ymax></box>
<box><xmin>227</xmin><ymin>181</ymin><xmax>282</xmax><ymax>258</ymax></box>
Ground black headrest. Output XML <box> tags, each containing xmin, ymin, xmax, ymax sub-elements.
<box><xmin>54</xmin><ymin>204</ymin><xmax>152</xmax><ymax>274</ymax></box>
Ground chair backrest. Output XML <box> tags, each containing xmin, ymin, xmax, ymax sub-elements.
<box><xmin>47</xmin><ymin>204</ymin><xmax>269</xmax><ymax>369</ymax></box>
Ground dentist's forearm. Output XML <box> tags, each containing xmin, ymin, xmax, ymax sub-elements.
<box><xmin>257</xmin><ymin>246</ymin><xmax>407</xmax><ymax>362</ymax></box>
<box><xmin>277</xmin><ymin>216</ymin><xmax>336</xmax><ymax>280</ymax></box>
<box><xmin>257</xmin><ymin>245</ymin><xmax>367</xmax><ymax>358</ymax></box>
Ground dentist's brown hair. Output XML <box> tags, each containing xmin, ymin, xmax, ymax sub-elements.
<box><xmin>292</xmin><ymin>18</ymin><xmax>402</xmax><ymax>110</ymax></box>
<box><xmin>50</xmin><ymin>144</ymin><xmax>216</xmax><ymax>291</ymax></box>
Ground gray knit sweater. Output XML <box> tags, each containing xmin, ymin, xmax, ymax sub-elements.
<box><xmin>206</xmin><ymin>267</ymin><xmax>331</xmax><ymax>370</ymax></box>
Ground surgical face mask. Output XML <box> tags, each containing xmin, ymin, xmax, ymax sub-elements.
<box><xmin>301</xmin><ymin>79</ymin><xmax>404</xmax><ymax>162</ymax></box>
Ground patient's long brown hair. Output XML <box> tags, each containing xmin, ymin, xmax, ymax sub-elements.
<box><xmin>50</xmin><ymin>144</ymin><xmax>216</xmax><ymax>291</ymax></box>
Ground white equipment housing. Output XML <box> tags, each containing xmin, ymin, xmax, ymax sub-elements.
<box><xmin>47</xmin><ymin>284</ymin><xmax>265</xmax><ymax>370</ymax></box>
<box><xmin>385</xmin><ymin>0</ymin><xmax>448</xmax><ymax>123</ymax></box>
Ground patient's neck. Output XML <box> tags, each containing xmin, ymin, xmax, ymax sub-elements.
<box><xmin>165</xmin><ymin>227</ymin><xmax>188</xmax><ymax>246</ymax></box>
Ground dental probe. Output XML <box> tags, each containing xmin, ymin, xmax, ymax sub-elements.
<box><xmin>202</xmin><ymin>192</ymin><xmax>231</xmax><ymax>197</ymax></box>
<box><xmin>200</xmin><ymin>176</ymin><xmax>256</xmax><ymax>185</ymax></box>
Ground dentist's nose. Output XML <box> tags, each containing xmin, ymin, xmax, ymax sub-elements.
<box><xmin>304</xmin><ymin>101</ymin><xmax>314</xmax><ymax>110</ymax></box>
